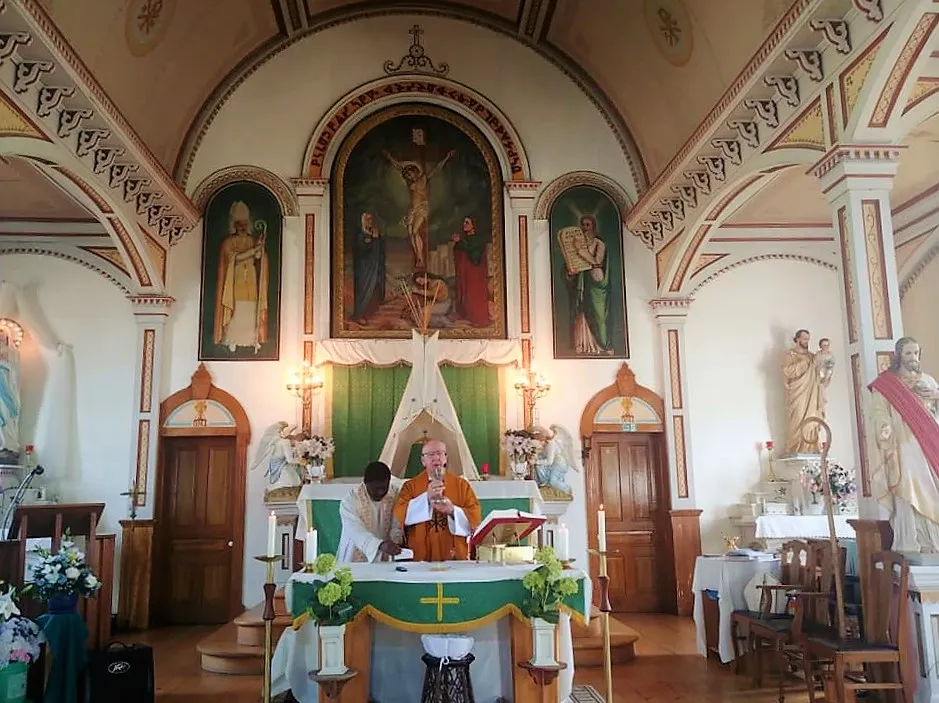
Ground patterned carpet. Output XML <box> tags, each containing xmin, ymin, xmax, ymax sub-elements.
<box><xmin>570</xmin><ymin>685</ymin><xmax>605</xmax><ymax>702</ymax></box>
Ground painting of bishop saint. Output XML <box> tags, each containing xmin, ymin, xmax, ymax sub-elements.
<box><xmin>199</xmin><ymin>181</ymin><xmax>282</xmax><ymax>361</ymax></box>
<box><xmin>549</xmin><ymin>186</ymin><xmax>629</xmax><ymax>359</ymax></box>
<box><xmin>331</xmin><ymin>104</ymin><xmax>506</xmax><ymax>339</ymax></box>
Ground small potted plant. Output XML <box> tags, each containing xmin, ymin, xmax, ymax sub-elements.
<box><xmin>303</xmin><ymin>554</ymin><xmax>355</xmax><ymax>675</ymax></box>
<box><xmin>502</xmin><ymin>429</ymin><xmax>543</xmax><ymax>480</ymax></box>
<box><xmin>29</xmin><ymin>531</ymin><xmax>102</xmax><ymax>613</ymax></box>
<box><xmin>521</xmin><ymin>547</ymin><xmax>579</xmax><ymax>667</ymax></box>
<box><xmin>0</xmin><ymin>582</ymin><xmax>43</xmax><ymax>703</ymax></box>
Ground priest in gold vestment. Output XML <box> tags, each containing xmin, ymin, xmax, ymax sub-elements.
<box><xmin>393</xmin><ymin>439</ymin><xmax>482</xmax><ymax>561</ymax></box>
<box><xmin>214</xmin><ymin>200</ymin><xmax>269</xmax><ymax>352</ymax></box>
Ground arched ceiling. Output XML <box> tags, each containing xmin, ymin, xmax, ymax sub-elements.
<box><xmin>32</xmin><ymin>0</ymin><xmax>797</xmax><ymax>183</ymax></box>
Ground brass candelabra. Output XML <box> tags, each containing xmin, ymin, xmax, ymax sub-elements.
<box><xmin>588</xmin><ymin>548</ymin><xmax>613</xmax><ymax>703</ymax></box>
<box><xmin>255</xmin><ymin>555</ymin><xmax>280</xmax><ymax>703</ymax></box>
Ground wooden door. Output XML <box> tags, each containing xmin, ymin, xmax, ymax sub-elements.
<box><xmin>587</xmin><ymin>433</ymin><xmax>667</xmax><ymax>612</ymax></box>
<box><xmin>157</xmin><ymin>436</ymin><xmax>239</xmax><ymax>624</ymax></box>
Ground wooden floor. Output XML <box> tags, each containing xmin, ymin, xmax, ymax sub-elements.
<box><xmin>129</xmin><ymin>614</ymin><xmax>813</xmax><ymax>702</ymax></box>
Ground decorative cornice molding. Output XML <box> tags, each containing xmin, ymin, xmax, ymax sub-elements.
<box><xmin>173</xmin><ymin>4</ymin><xmax>647</xmax><ymax>196</ymax></box>
<box><xmin>1</xmin><ymin>0</ymin><xmax>199</xmax><ymax>244</ymax></box>
<box><xmin>192</xmin><ymin>166</ymin><xmax>299</xmax><ymax>216</ymax></box>
<box><xmin>689</xmin><ymin>253</ymin><xmax>837</xmax><ymax>295</ymax></box>
<box><xmin>290</xmin><ymin>177</ymin><xmax>329</xmax><ymax>200</ymax></box>
<box><xmin>533</xmin><ymin>170</ymin><xmax>636</xmax><ymax>239</ymax></box>
<box><xmin>808</xmin><ymin>143</ymin><xmax>904</xmax><ymax>178</ymax></box>
<box><xmin>649</xmin><ymin>297</ymin><xmax>693</xmax><ymax>319</ymax></box>
<box><xmin>900</xmin><ymin>239</ymin><xmax>939</xmax><ymax>299</ymax></box>
<box><xmin>128</xmin><ymin>294</ymin><xmax>175</xmax><ymax>315</ymax></box>
<box><xmin>0</xmin><ymin>243</ymin><xmax>133</xmax><ymax>293</ymax></box>
<box><xmin>505</xmin><ymin>181</ymin><xmax>542</xmax><ymax>202</ymax></box>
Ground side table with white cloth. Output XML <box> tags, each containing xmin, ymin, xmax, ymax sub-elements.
<box><xmin>692</xmin><ymin>555</ymin><xmax>780</xmax><ymax>663</ymax></box>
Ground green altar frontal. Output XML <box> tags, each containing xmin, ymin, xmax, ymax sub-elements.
<box><xmin>290</xmin><ymin>563</ymin><xmax>590</xmax><ymax>634</ymax></box>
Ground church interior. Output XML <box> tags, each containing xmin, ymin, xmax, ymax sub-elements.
<box><xmin>1</xmin><ymin>0</ymin><xmax>939</xmax><ymax>701</ymax></box>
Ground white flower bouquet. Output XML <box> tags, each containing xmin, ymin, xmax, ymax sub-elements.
<box><xmin>503</xmin><ymin>429</ymin><xmax>543</xmax><ymax>463</ymax></box>
<box><xmin>296</xmin><ymin>435</ymin><xmax>335</xmax><ymax>466</ymax></box>
<box><xmin>0</xmin><ymin>582</ymin><xmax>42</xmax><ymax>669</ymax></box>
<box><xmin>801</xmin><ymin>461</ymin><xmax>857</xmax><ymax>504</ymax></box>
<box><xmin>28</xmin><ymin>532</ymin><xmax>103</xmax><ymax>601</ymax></box>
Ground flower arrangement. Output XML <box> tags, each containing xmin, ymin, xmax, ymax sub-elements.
<box><xmin>503</xmin><ymin>429</ymin><xmax>543</xmax><ymax>463</ymax></box>
<box><xmin>521</xmin><ymin>547</ymin><xmax>579</xmax><ymax>624</ymax></box>
<box><xmin>801</xmin><ymin>461</ymin><xmax>857</xmax><ymax>505</ymax></box>
<box><xmin>0</xmin><ymin>582</ymin><xmax>43</xmax><ymax>669</ymax></box>
<box><xmin>303</xmin><ymin>554</ymin><xmax>356</xmax><ymax>627</ymax></box>
<box><xmin>295</xmin><ymin>435</ymin><xmax>335</xmax><ymax>467</ymax></box>
<box><xmin>28</xmin><ymin>532</ymin><xmax>102</xmax><ymax>601</ymax></box>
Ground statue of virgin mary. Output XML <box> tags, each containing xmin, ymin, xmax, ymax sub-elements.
<box><xmin>0</xmin><ymin>319</ymin><xmax>21</xmax><ymax>464</ymax></box>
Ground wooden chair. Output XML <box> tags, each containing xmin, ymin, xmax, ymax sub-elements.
<box><xmin>795</xmin><ymin>550</ymin><xmax>910</xmax><ymax>703</ymax></box>
<box><xmin>730</xmin><ymin>540</ymin><xmax>811</xmax><ymax>684</ymax></box>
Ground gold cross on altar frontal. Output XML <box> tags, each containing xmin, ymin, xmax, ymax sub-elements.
<box><xmin>419</xmin><ymin>583</ymin><xmax>460</xmax><ymax>622</ymax></box>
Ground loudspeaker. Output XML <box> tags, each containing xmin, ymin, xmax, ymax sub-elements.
<box><xmin>84</xmin><ymin>641</ymin><xmax>154</xmax><ymax>703</ymax></box>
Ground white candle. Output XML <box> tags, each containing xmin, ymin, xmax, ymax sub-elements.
<box><xmin>597</xmin><ymin>504</ymin><xmax>607</xmax><ymax>553</ymax></box>
<box><xmin>267</xmin><ymin>511</ymin><xmax>277</xmax><ymax>557</ymax></box>
<box><xmin>557</xmin><ymin>524</ymin><xmax>570</xmax><ymax>562</ymax></box>
<box><xmin>305</xmin><ymin>528</ymin><xmax>318</xmax><ymax>564</ymax></box>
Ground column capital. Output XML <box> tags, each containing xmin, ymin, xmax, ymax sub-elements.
<box><xmin>650</xmin><ymin>297</ymin><xmax>693</xmax><ymax>324</ymax></box>
<box><xmin>506</xmin><ymin>181</ymin><xmax>541</xmax><ymax>214</ymax></box>
<box><xmin>810</xmin><ymin>144</ymin><xmax>904</xmax><ymax>201</ymax></box>
<box><xmin>128</xmin><ymin>294</ymin><xmax>174</xmax><ymax>319</ymax></box>
<box><xmin>291</xmin><ymin>178</ymin><xmax>329</xmax><ymax>202</ymax></box>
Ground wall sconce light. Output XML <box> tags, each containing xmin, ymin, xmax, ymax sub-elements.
<box><xmin>514</xmin><ymin>364</ymin><xmax>550</xmax><ymax>423</ymax></box>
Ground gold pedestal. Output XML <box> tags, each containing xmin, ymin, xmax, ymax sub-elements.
<box><xmin>589</xmin><ymin>548</ymin><xmax>614</xmax><ymax>703</ymax></box>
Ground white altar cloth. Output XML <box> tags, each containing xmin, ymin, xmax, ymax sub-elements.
<box><xmin>755</xmin><ymin>514</ymin><xmax>857</xmax><ymax>540</ymax></box>
<box><xmin>692</xmin><ymin>555</ymin><xmax>780</xmax><ymax>663</ymax></box>
<box><xmin>272</xmin><ymin>561</ymin><xmax>586</xmax><ymax>702</ymax></box>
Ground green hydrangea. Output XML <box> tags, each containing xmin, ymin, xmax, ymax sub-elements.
<box><xmin>317</xmin><ymin>581</ymin><xmax>342</xmax><ymax>607</ymax></box>
<box><xmin>521</xmin><ymin>546</ymin><xmax>578</xmax><ymax>623</ymax></box>
<box><xmin>556</xmin><ymin>577</ymin><xmax>578</xmax><ymax>597</ymax></box>
<box><xmin>313</xmin><ymin>553</ymin><xmax>337</xmax><ymax>576</ymax></box>
<box><xmin>335</xmin><ymin>567</ymin><xmax>353</xmax><ymax>599</ymax></box>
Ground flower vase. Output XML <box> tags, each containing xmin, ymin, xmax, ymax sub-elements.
<box><xmin>529</xmin><ymin>617</ymin><xmax>558</xmax><ymax>667</ymax></box>
<box><xmin>805</xmin><ymin>498</ymin><xmax>825</xmax><ymax>516</ymax></box>
<box><xmin>318</xmin><ymin>624</ymin><xmax>348</xmax><ymax>676</ymax></box>
<box><xmin>512</xmin><ymin>461</ymin><xmax>529</xmax><ymax>480</ymax></box>
<box><xmin>47</xmin><ymin>593</ymin><xmax>79</xmax><ymax>614</ymax></box>
<box><xmin>307</xmin><ymin>463</ymin><xmax>326</xmax><ymax>484</ymax></box>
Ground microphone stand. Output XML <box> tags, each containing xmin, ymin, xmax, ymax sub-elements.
<box><xmin>0</xmin><ymin>464</ymin><xmax>45</xmax><ymax>541</ymax></box>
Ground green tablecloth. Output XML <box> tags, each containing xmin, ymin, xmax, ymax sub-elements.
<box><xmin>289</xmin><ymin>562</ymin><xmax>590</xmax><ymax>633</ymax></box>
<box><xmin>36</xmin><ymin>612</ymin><xmax>86</xmax><ymax>703</ymax></box>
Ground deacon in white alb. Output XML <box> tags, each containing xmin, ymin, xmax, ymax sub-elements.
<box><xmin>337</xmin><ymin>461</ymin><xmax>405</xmax><ymax>562</ymax></box>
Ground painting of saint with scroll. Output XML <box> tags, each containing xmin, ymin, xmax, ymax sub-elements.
<box><xmin>198</xmin><ymin>181</ymin><xmax>282</xmax><ymax>360</ymax></box>
<box><xmin>331</xmin><ymin>103</ymin><xmax>506</xmax><ymax>339</ymax></box>
<box><xmin>549</xmin><ymin>186</ymin><xmax>629</xmax><ymax>359</ymax></box>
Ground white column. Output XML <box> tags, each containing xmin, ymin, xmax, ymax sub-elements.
<box><xmin>811</xmin><ymin>146</ymin><xmax>904</xmax><ymax>517</ymax></box>
<box><xmin>907</xmin><ymin>567</ymin><xmax>939</xmax><ymax>703</ymax></box>
<box><xmin>126</xmin><ymin>295</ymin><xmax>173</xmax><ymax>519</ymax></box>
<box><xmin>506</xmin><ymin>181</ymin><xmax>541</xmax><ymax>427</ymax></box>
<box><xmin>650</xmin><ymin>297</ymin><xmax>696</xmax><ymax>508</ymax></box>
<box><xmin>294</xmin><ymin>178</ymin><xmax>329</xmax><ymax>433</ymax></box>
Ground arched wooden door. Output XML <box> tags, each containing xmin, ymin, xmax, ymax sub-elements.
<box><xmin>580</xmin><ymin>363</ymin><xmax>673</xmax><ymax>612</ymax></box>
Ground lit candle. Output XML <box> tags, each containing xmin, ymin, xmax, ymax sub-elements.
<box><xmin>557</xmin><ymin>523</ymin><xmax>570</xmax><ymax>561</ymax></box>
<box><xmin>305</xmin><ymin>528</ymin><xmax>318</xmax><ymax>565</ymax></box>
<box><xmin>267</xmin><ymin>511</ymin><xmax>277</xmax><ymax>557</ymax></box>
<box><xmin>597</xmin><ymin>504</ymin><xmax>607</xmax><ymax>553</ymax></box>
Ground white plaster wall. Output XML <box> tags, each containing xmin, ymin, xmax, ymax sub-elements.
<box><xmin>685</xmin><ymin>260</ymin><xmax>858</xmax><ymax>553</ymax></box>
<box><xmin>901</xmin><ymin>253</ymin><xmax>939</xmax><ymax>373</ymax></box>
<box><xmin>0</xmin><ymin>254</ymin><xmax>136</xmax><ymax>612</ymax></box>
<box><xmin>178</xmin><ymin>14</ymin><xmax>650</xmax><ymax>600</ymax></box>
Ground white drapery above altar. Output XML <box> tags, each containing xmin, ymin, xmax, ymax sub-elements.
<box><xmin>314</xmin><ymin>337</ymin><xmax>521</xmax><ymax>367</ymax></box>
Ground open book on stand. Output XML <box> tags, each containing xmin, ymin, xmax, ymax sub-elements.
<box><xmin>469</xmin><ymin>509</ymin><xmax>546</xmax><ymax>563</ymax></box>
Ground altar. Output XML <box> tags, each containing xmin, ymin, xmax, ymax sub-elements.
<box><xmin>294</xmin><ymin>479</ymin><xmax>544</xmax><ymax>553</ymax></box>
<box><xmin>272</xmin><ymin>561</ymin><xmax>589</xmax><ymax>702</ymax></box>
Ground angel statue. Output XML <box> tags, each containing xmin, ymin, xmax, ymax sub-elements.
<box><xmin>252</xmin><ymin>422</ymin><xmax>307</xmax><ymax>498</ymax></box>
<box><xmin>532</xmin><ymin>424</ymin><xmax>579</xmax><ymax>501</ymax></box>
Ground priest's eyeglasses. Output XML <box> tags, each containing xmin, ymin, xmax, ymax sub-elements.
<box><xmin>422</xmin><ymin>450</ymin><xmax>447</xmax><ymax>457</ymax></box>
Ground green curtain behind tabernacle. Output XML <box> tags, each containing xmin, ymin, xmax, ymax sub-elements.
<box><xmin>330</xmin><ymin>364</ymin><xmax>501</xmax><ymax>478</ymax></box>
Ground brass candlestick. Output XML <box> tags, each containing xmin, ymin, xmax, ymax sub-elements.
<box><xmin>255</xmin><ymin>555</ymin><xmax>280</xmax><ymax>703</ymax></box>
<box><xmin>589</xmin><ymin>548</ymin><xmax>613</xmax><ymax>703</ymax></box>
